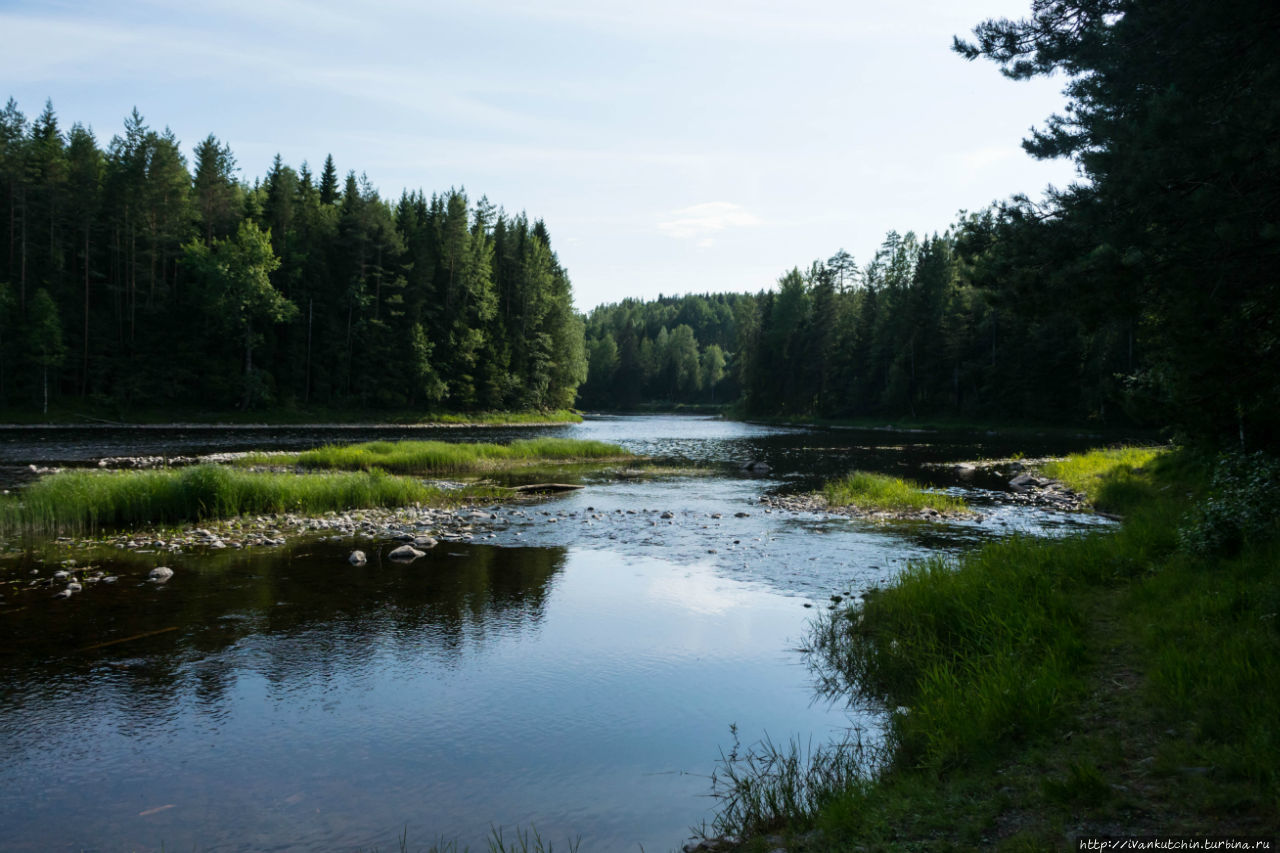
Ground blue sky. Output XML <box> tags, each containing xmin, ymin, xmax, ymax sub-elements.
<box><xmin>1</xmin><ymin>0</ymin><xmax>1077</xmax><ymax>311</ymax></box>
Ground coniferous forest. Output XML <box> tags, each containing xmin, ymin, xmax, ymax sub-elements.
<box><xmin>3</xmin><ymin>0</ymin><xmax>1278</xmax><ymax>453</ymax></box>
<box><xmin>585</xmin><ymin>0</ymin><xmax>1280</xmax><ymax>453</ymax></box>
<box><xmin>0</xmin><ymin>102</ymin><xmax>586</xmax><ymax>415</ymax></box>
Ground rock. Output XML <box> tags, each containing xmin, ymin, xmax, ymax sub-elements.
<box><xmin>53</xmin><ymin>570</ymin><xmax>70</xmax><ymax>581</ymax></box>
<box><xmin>660</xmin><ymin>511</ymin><xmax>674</xmax><ymax>519</ymax></box>
<box><xmin>66</xmin><ymin>582</ymin><xmax>83</xmax><ymax>592</ymax></box>
<box><xmin>388</xmin><ymin>544</ymin><xmax>425</xmax><ymax>562</ymax></box>
<box><xmin>348</xmin><ymin>550</ymin><xmax>367</xmax><ymax>566</ymax></box>
<box><xmin>413</xmin><ymin>536</ymin><xmax>438</xmax><ymax>548</ymax></box>
<box><xmin>52</xmin><ymin>589</ymin><xmax>73</xmax><ymax>599</ymax></box>
<box><xmin>734</xmin><ymin>511</ymin><xmax>750</xmax><ymax>518</ymax></box>
<box><xmin>148</xmin><ymin>567</ymin><xmax>174</xmax><ymax>583</ymax></box>
<box><xmin>740</xmin><ymin>460</ymin><xmax>771</xmax><ymax>474</ymax></box>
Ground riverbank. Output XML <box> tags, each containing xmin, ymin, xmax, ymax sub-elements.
<box><xmin>0</xmin><ymin>406</ymin><xmax>583</xmax><ymax>427</ymax></box>
<box><xmin>736</xmin><ymin>412</ymin><xmax>1160</xmax><ymax>443</ymax></box>
<box><xmin>710</xmin><ymin>448</ymin><xmax>1280</xmax><ymax>850</ymax></box>
<box><xmin>0</xmin><ymin>439</ymin><xmax>635</xmax><ymax>540</ymax></box>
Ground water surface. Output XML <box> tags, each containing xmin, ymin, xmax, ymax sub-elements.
<box><xmin>0</xmin><ymin>415</ymin><xmax>1115</xmax><ymax>851</ymax></box>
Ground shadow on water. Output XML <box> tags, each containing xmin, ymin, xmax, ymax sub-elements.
<box><xmin>1</xmin><ymin>540</ymin><xmax>567</xmax><ymax>697</ymax></box>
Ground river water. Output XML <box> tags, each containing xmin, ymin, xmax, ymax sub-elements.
<box><xmin>0</xmin><ymin>416</ymin><xmax>1115</xmax><ymax>852</ymax></box>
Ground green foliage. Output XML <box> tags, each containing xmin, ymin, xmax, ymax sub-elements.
<box><xmin>787</xmin><ymin>447</ymin><xmax>1280</xmax><ymax>846</ymax></box>
<box><xmin>822</xmin><ymin>471</ymin><xmax>968</xmax><ymax>514</ymax></box>
<box><xmin>1040</xmin><ymin>446</ymin><xmax>1165</xmax><ymax>506</ymax></box>
<box><xmin>290</xmin><ymin>437</ymin><xmax>632</xmax><ymax>474</ymax></box>
<box><xmin>955</xmin><ymin>0</ymin><xmax>1280</xmax><ymax>449</ymax></box>
<box><xmin>0</xmin><ymin>465</ymin><xmax>494</xmax><ymax>536</ymax></box>
<box><xmin>579</xmin><ymin>292</ymin><xmax>751</xmax><ymax>407</ymax></box>
<box><xmin>1178</xmin><ymin>451</ymin><xmax>1280</xmax><ymax>556</ymax></box>
<box><xmin>0</xmin><ymin>100</ymin><xmax>588</xmax><ymax>417</ymax></box>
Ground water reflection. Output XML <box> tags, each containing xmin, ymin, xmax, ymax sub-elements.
<box><xmin>0</xmin><ymin>415</ymin><xmax>1130</xmax><ymax>851</ymax></box>
<box><xmin>0</xmin><ymin>547</ymin><xmax>854</xmax><ymax>852</ymax></box>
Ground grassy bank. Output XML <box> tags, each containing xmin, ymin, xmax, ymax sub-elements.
<box><xmin>716</xmin><ymin>449</ymin><xmax>1279</xmax><ymax>849</ymax></box>
<box><xmin>0</xmin><ymin>406</ymin><xmax>583</xmax><ymax>427</ymax></box>
<box><xmin>248</xmin><ymin>437</ymin><xmax>633</xmax><ymax>475</ymax></box>
<box><xmin>0</xmin><ymin>465</ymin><xmax>504</xmax><ymax>537</ymax></box>
<box><xmin>823</xmin><ymin>471</ymin><xmax>968</xmax><ymax>515</ymax></box>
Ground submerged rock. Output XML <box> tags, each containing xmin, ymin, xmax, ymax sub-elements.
<box><xmin>348</xmin><ymin>550</ymin><xmax>367</xmax><ymax>566</ymax></box>
<box><xmin>148</xmin><ymin>567</ymin><xmax>174</xmax><ymax>583</ymax></box>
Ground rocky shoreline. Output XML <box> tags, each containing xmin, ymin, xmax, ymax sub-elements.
<box><xmin>756</xmin><ymin>491</ymin><xmax>979</xmax><ymax>522</ymax></box>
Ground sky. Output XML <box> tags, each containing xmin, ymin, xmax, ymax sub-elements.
<box><xmin>1</xmin><ymin>0</ymin><xmax>1079</xmax><ymax>312</ymax></box>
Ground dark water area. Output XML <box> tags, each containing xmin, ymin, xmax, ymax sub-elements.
<box><xmin>0</xmin><ymin>416</ymin><xmax>1120</xmax><ymax>851</ymax></box>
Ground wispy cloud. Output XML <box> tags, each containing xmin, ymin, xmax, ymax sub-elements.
<box><xmin>657</xmin><ymin>202</ymin><xmax>761</xmax><ymax>240</ymax></box>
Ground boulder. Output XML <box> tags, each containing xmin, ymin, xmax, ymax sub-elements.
<box><xmin>348</xmin><ymin>550</ymin><xmax>367</xmax><ymax>566</ymax></box>
<box><xmin>148</xmin><ymin>567</ymin><xmax>174</xmax><ymax>583</ymax></box>
<box><xmin>388</xmin><ymin>544</ymin><xmax>426</xmax><ymax>562</ymax></box>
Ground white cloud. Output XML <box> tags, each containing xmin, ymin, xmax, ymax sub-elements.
<box><xmin>657</xmin><ymin>202</ymin><xmax>761</xmax><ymax>240</ymax></box>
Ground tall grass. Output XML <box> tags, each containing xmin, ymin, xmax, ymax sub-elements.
<box><xmin>775</xmin><ymin>447</ymin><xmax>1280</xmax><ymax>845</ymax></box>
<box><xmin>703</xmin><ymin>727</ymin><xmax>878</xmax><ymax>839</ymax></box>
<box><xmin>290</xmin><ymin>437</ymin><xmax>632</xmax><ymax>475</ymax></box>
<box><xmin>1040</xmin><ymin>445</ymin><xmax>1165</xmax><ymax>504</ymax></box>
<box><xmin>0</xmin><ymin>465</ymin><xmax>497</xmax><ymax>536</ymax></box>
<box><xmin>823</xmin><ymin>471</ymin><xmax>968</xmax><ymax>514</ymax></box>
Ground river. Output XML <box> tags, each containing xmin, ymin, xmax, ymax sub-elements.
<box><xmin>0</xmin><ymin>415</ymin><xmax>1115</xmax><ymax>852</ymax></box>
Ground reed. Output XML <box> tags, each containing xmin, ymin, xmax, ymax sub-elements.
<box><xmin>0</xmin><ymin>465</ymin><xmax>496</xmax><ymax>536</ymax></box>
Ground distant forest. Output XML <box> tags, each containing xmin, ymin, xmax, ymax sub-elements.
<box><xmin>580</xmin><ymin>228</ymin><xmax>1138</xmax><ymax>425</ymax></box>
<box><xmin>0</xmin><ymin>101</ymin><xmax>585</xmax><ymax>414</ymax></box>
<box><xmin>585</xmin><ymin>0</ymin><xmax>1280</xmax><ymax>451</ymax></box>
<box><xmin>2</xmin><ymin>1</ymin><xmax>1276</xmax><ymax>449</ymax></box>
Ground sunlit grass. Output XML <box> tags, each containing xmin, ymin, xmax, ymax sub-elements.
<box><xmin>1040</xmin><ymin>446</ymin><xmax>1166</xmax><ymax>503</ymax></box>
<box><xmin>0</xmin><ymin>465</ymin><xmax>502</xmax><ymax>536</ymax></box>
<box><xmin>823</xmin><ymin>471</ymin><xmax>968</xmax><ymax>514</ymax></box>
<box><xmin>285</xmin><ymin>437</ymin><xmax>633</xmax><ymax>475</ymax></box>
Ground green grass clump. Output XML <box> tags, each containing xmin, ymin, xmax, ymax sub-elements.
<box><xmin>823</xmin><ymin>471</ymin><xmax>968</xmax><ymax>514</ymax></box>
<box><xmin>0</xmin><ymin>465</ymin><xmax>497</xmax><ymax>536</ymax></box>
<box><xmin>291</xmin><ymin>437</ymin><xmax>632</xmax><ymax>475</ymax></box>
<box><xmin>1040</xmin><ymin>445</ymin><xmax>1165</xmax><ymax>505</ymax></box>
<box><xmin>747</xmin><ymin>447</ymin><xmax>1280</xmax><ymax>847</ymax></box>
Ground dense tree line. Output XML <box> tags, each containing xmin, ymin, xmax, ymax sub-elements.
<box><xmin>952</xmin><ymin>0</ymin><xmax>1280</xmax><ymax>449</ymax></box>
<box><xmin>0</xmin><ymin>100</ymin><xmax>586</xmax><ymax>414</ymax></box>
<box><xmin>584</xmin><ymin>229</ymin><xmax>1135</xmax><ymax>424</ymax></box>
<box><xmin>586</xmin><ymin>0</ymin><xmax>1279</xmax><ymax>449</ymax></box>
<box><xmin>579</xmin><ymin>293</ymin><xmax>752</xmax><ymax>407</ymax></box>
